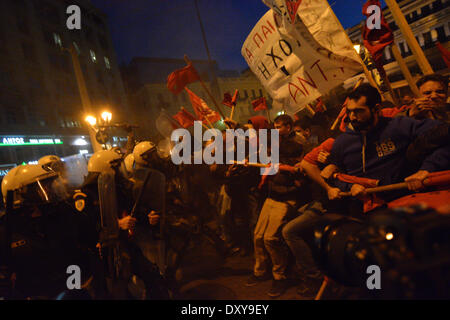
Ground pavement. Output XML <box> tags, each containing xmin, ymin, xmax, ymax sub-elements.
<box><xmin>176</xmin><ymin>253</ymin><xmax>342</xmax><ymax>300</ymax></box>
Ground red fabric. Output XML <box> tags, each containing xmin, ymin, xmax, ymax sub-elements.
<box><xmin>303</xmin><ymin>138</ymin><xmax>335</xmax><ymax>165</ymax></box>
<box><xmin>388</xmin><ymin>190</ymin><xmax>450</xmax><ymax>213</ymax></box>
<box><xmin>251</xmin><ymin>97</ymin><xmax>268</xmax><ymax>111</ymax></box>
<box><xmin>173</xmin><ymin>107</ymin><xmax>196</xmax><ymax>128</ymax></box>
<box><xmin>436</xmin><ymin>42</ymin><xmax>450</xmax><ymax>69</ymax></box>
<box><xmin>167</xmin><ymin>63</ymin><xmax>200</xmax><ymax>95</ymax></box>
<box><xmin>249</xmin><ymin>115</ymin><xmax>269</xmax><ymax>130</ymax></box>
<box><xmin>335</xmin><ymin>173</ymin><xmax>379</xmax><ymax>188</ymax></box>
<box><xmin>222</xmin><ymin>89</ymin><xmax>238</xmax><ymax>108</ymax></box>
<box><xmin>286</xmin><ymin>0</ymin><xmax>303</xmax><ymax>23</ymax></box>
<box><xmin>185</xmin><ymin>87</ymin><xmax>221</xmax><ymax>124</ymax></box>
<box><xmin>314</xmin><ymin>98</ymin><xmax>325</xmax><ymax>113</ymax></box>
<box><xmin>362</xmin><ymin>0</ymin><xmax>394</xmax><ymax>77</ymax></box>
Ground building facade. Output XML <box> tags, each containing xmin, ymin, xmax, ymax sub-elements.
<box><xmin>123</xmin><ymin>58</ymin><xmax>275</xmax><ymax>140</ymax></box>
<box><xmin>346</xmin><ymin>0</ymin><xmax>450</xmax><ymax>97</ymax></box>
<box><xmin>0</xmin><ymin>0</ymin><xmax>129</xmax><ymax>174</ymax></box>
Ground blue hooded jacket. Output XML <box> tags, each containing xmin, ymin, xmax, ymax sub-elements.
<box><xmin>330</xmin><ymin>116</ymin><xmax>450</xmax><ymax>192</ymax></box>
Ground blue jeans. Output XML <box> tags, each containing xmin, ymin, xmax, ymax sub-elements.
<box><xmin>282</xmin><ymin>201</ymin><xmax>324</xmax><ymax>279</ymax></box>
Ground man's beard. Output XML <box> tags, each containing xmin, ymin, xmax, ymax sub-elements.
<box><xmin>351</xmin><ymin>113</ymin><xmax>373</xmax><ymax>131</ymax></box>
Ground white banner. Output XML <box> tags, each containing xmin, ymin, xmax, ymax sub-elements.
<box><xmin>242</xmin><ymin>1</ymin><xmax>362</xmax><ymax>114</ymax></box>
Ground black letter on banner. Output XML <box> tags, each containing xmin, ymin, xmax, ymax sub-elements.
<box><xmin>279</xmin><ymin>40</ymin><xmax>292</xmax><ymax>56</ymax></box>
<box><xmin>258</xmin><ymin>62</ymin><xmax>271</xmax><ymax>80</ymax></box>
<box><xmin>280</xmin><ymin>66</ymin><xmax>290</xmax><ymax>76</ymax></box>
<box><xmin>266</xmin><ymin>46</ymin><xmax>283</xmax><ymax>68</ymax></box>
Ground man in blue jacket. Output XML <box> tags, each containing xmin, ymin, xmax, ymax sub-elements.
<box><xmin>329</xmin><ymin>83</ymin><xmax>450</xmax><ymax>200</ymax></box>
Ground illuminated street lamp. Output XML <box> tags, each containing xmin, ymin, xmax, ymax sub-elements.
<box><xmin>101</xmin><ymin>111</ymin><xmax>112</xmax><ymax>124</ymax></box>
<box><xmin>85</xmin><ymin>115</ymin><xmax>97</xmax><ymax>127</ymax></box>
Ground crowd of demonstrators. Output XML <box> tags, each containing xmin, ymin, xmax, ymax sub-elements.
<box><xmin>2</xmin><ymin>73</ymin><xmax>449</xmax><ymax>300</ymax></box>
<box><xmin>195</xmin><ymin>73</ymin><xmax>448</xmax><ymax>298</ymax></box>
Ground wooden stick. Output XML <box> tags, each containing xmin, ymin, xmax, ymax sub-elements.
<box><xmin>229</xmin><ymin>160</ymin><xmax>271</xmax><ymax>168</ymax></box>
<box><xmin>315</xmin><ymin>277</ymin><xmax>329</xmax><ymax>300</ymax></box>
<box><xmin>390</xmin><ymin>43</ymin><xmax>420</xmax><ymax>97</ymax></box>
<box><xmin>230</xmin><ymin>105</ymin><xmax>235</xmax><ymax>120</ymax></box>
<box><xmin>305</xmin><ymin>104</ymin><xmax>316</xmax><ymax>116</ymax></box>
<box><xmin>266</xmin><ymin>108</ymin><xmax>271</xmax><ymax>122</ymax></box>
<box><xmin>385</xmin><ymin>0</ymin><xmax>434</xmax><ymax>75</ymax></box>
<box><xmin>184</xmin><ymin>55</ymin><xmax>226</xmax><ymax>119</ymax></box>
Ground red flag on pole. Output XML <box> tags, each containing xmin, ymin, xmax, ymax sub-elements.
<box><xmin>314</xmin><ymin>97</ymin><xmax>325</xmax><ymax>113</ymax></box>
<box><xmin>185</xmin><ymin>87</ymin><xmax>221</xmax><ymax>124</ymax></box>
<box><xmin>167</xmin><ymin>63</ymin><xmax>200</xmax><ymax>95</ymax></box>
<box><xmin>436</xmin><ymin>42</ymin><xmax>450</xmax><ymax>69</ymax></box>
<box><xmin>173</xmin><ymin>107</ymin><xmax>196</xmax><ymax>128</ymax></box>
<box><xmin>251</xmin><ymin>97</ymin><xmax>268</xmax><ymax>111</ymax></box>
<box><xmin>362</xmin><ymin>0</ymin><xmax>394</xmax><ymax>77</ymax></box>
<box><xmin>222</xmin><ymin>89</ymin><xmax>238</xmax><ymax>108</ymax></box>
<box><xmin>285</xmin><ymin>0</ymin><xmax>303</xmax><ymax>24</ymax></box>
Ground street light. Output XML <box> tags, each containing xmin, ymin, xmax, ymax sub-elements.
<box><xmin>85</xmin><ymin>115</ymin><xmax>97</xmax><ymax>126</ymax></box>
<box><xmin>101</xmin><ymin>111</ymin><xmax>112</xmax><ymax>124</ymax></box>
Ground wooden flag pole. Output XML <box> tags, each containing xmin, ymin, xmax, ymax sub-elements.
<box><xmin>230</xmin><ymin>105</ymin><xmax>236</xmax><ymax>120</ymax></box>
<box><xmin>384</xmin><ymin>0</ymin><xmax>433</xmax><ymax>75</ymax></box>
<box><xmin>305</xmin><ymin>104</ymin><xmax>316</xmax><ymax>116</ymax></box>
<box><xmin>390</xmin><ymin>44</ymin><xmax>420</xmax><ymax>97</ymax></box>
<box><xmin>184</xmin><ymin>55</ymin><xmax>226</xmax><ymax>119</ymax></box>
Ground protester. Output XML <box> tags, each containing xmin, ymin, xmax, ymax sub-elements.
<box><xmin>397</xmin><ymin>74</ymin><xmax>449</xmax><ymax>122</ymax></box>
<box><xmin>246</xmin><ymin>114</ymin><xmax>308</xmax><ymax>298</ymax></box>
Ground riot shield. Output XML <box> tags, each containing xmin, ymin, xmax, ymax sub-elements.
<box><xmin>132</xmin><ymin>168</ymin><xmax>167</xmax><ymax>276</ymax></box>
<box><xmin>98</xmin><ymin>172</ymin><xmax>120</xmax><ymax>245</ymax></box>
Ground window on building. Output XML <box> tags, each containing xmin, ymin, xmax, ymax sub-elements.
<box><xmin>90</xmin><ymin>50</ymin><xmax>97</xmax><ymax>63</ymax></box>
<box><xmin>432</xmin><ymin>0</ymin><xmax>443</xmax><ymax>12</ymax></box>
<box><xmin>53</xmin><ymin>33</ymin><xmax>62</xmax><ymax>47</ymax></box>
<box><xmin>422</xmin><ymin>31</ymin><xmax>432</xmax><ymax>48</ymax></box>
<box><xmin>104</xmin><ymin>56</ymin><xmax>111</xmax><ymax>69</ymax></box>
<box><xmin>421</xmin><ymin>5</ymin><xmax>431</xmax><ymax>16</ymax></box>
<box><xmin>435</xmin><ymin>26</ymin><xmax>447</xmax><ymax>42</ymax></box>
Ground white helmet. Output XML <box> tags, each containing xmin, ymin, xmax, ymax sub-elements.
<box><xmin>124</xmin><ymin>153</ymin><xmax>135</xmax><ymax>175</ymax></box>
<box><xmin>87</xmin><ymin>147</ymin><xmax>123</xmax><ymax>174</ymax></box>
<box><xmin>38</xmin><ymin>155</ymin><xmax>64</xmax><ymax>173</ymax></box>
<box><xmin>2</xmin><ymin>164</ymin><xmax>66</xmax><ymax>207</ymax></box>
<box><xmin>1</xmin><ymin>165</ymin><xmax>21</xmax><ymax>204</ymax></box>
<box><xmin>133</xmin><ymin>141</ymin><xmax>156</xmax><ymax>166</ymax></box>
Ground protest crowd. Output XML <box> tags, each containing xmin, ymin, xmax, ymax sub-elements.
<box><xmin>1</xmin><ymin>0</ymin><xmax>450</xmax><ymax>300</ymax></box>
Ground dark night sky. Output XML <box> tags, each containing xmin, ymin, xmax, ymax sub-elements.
<box><xmin>90</xmin><ymin>0</ymin><xmax>387</xmax><ymax>71</ymax></box>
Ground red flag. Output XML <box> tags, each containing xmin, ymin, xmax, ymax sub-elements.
<box><xmin>173</xmin><ymin>107</ymin><xmax>196</xmax><ymax>128</ymax></box>
<box><xmin>436</xmin><ymin>42</ymin><xmax>450</xmax><ymax>69</ymax></box>
<box><xmin>167</xmin><ymin>63</ymin><xmax>200</xmax><ymax>95</ymax></box>
<box><xmin>314</xmin><ymin>98</ymin><xmax>325</xmax><ymax>113</ymax></box>
<box><xmin>362</xmin><ymin>0</ymin><xmax>394</xmax><ymax>77</ymax></box>
<box><xmin>222</xmin><ymin>89</ymin><xmax>238</xmax><ymax>108</ymax></box>
<box><xmin>285</xmin><ymin>0</ymin><xmax>302</xmax><ymax>23</ymax></box>
<box><xmin>185</xmin><ymin>87</ymin><xmax>221</xmax><ymax>124</ymax></box>
<box><xmin>251</xmin><ymin>97</ymin><xmax>268</xmax><ymax>111</ymax></box>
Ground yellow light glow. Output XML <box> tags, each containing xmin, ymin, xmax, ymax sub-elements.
<box><xmin>386</xmin><ymin>233</ymin><xmax>394</xmax><ymax>240</ymax></box>
<box><xmin>85</xmin><ymin>115</ymin><xmax>97</xmax><ymax>126</ymax></box>
<box><xmin>353</xmin><ymin>44</ymin><xmax>361</xmax><ymax>54</ymax></box>
<box><xmin>101</xmin><ymin>111</ymin><xmax>112</xmax><ymax>123</ymax></box>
